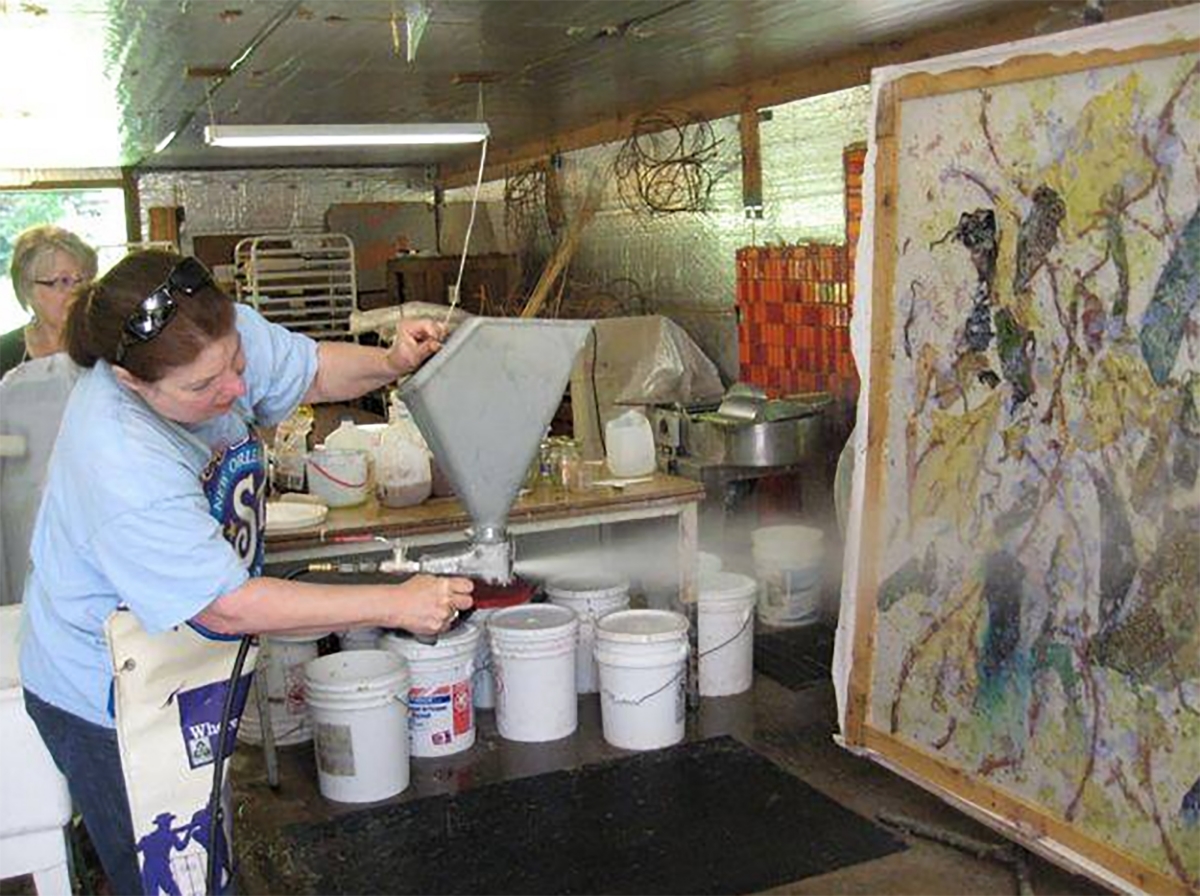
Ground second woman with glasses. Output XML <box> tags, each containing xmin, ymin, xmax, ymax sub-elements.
<box><xmin>1</xmin><ymin>225</ymin><xmax>98</xmax><ymax>606</ymax></box>
<box><xmin>18</xmin><ymin>249</ymin><xmax>475</xmax><ymax>895</ymax></box>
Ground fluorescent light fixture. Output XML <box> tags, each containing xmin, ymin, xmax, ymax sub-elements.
<box><xmin>204</xmin><ymin>123</ymin><xmax>489</xmax><ymax>148</ymax></box>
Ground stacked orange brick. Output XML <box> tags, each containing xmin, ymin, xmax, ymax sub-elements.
<box><xmin>735</xmin><ymin>143</ymin><xmax>865</xmax><ymax>405</ymax></box>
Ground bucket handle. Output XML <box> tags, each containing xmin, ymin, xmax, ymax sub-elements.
<box><xmin>308</xmin><ymin>459</ymin><xmax>367</xmax><ymax>489</ymax></box>
<box><xmin>601</xmin><ymin>665</ymin><xmax>686</xmax><ymax>706</ymax></box>
<box><xmin>696</xmin><ymin>608</ymin><xmax>754</xmax><ymax>660</ymax></box>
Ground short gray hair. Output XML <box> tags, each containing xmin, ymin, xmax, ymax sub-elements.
<box><xmin>10</xmin><ymin>225</ymin><xmax>99</xmax><ymax>312</ymax></box>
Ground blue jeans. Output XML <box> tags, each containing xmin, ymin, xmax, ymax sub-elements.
<box><xmin>23</xmin><ymin>689</ymin><xmax>144</xmax><ymax>896</ymax></box>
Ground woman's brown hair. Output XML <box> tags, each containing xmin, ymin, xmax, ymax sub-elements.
<box><xmin>65</xmin><ymin>250</ymin><xmax>235</xmax><ymax>382</ymax></box>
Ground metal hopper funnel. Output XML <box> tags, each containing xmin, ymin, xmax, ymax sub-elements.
<box><xmin>396</xmin><ymin>317</ymin><xmax>593</xmax><ymax>581</ymax></box>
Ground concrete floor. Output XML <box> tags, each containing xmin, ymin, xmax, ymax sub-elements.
<box><xmin>228</xmin><ymin>653</ymin><xmax>1108</xmax><ymax>896</ymax></box>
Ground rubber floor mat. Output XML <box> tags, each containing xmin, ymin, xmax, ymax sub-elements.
<box><xmin>754</xmin><ymin>623</ymin><xmax>836</xmax><ymax>691</ymax></box>
<box><xmin>277</xmin><ymin>735</ymin><xmax>905</xmax><ymax>895</ymax></box>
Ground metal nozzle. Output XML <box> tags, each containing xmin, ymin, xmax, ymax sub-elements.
<box><xmin>379</xmin><ymin>535</ymin><xmax>513</xmax><ymax>584</ymax></box>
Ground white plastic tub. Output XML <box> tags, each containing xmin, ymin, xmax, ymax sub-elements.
<box><xmin>488</xmin><ymin>605</ymin><xmax>579</xmax><ymax>742</ymax></box>
<box><xmin>752</xmin><ymin>524</ymin><xmax>825</xmax><ymax>626</ymax></box>
<box><xmin>594</xmin><ymin>609</ymin><xmax>689</xmax><ymax>751</ymax></box>
<box><xmin>697</xmin><ymin>572</ymin><xmax>757</xmax><ymax>696</ymax></box>
<box><xmin>381</xmin><ymin>623</ymin><xmax>481</xmax><ymax>757</ymax></box>
<box><xmin>544</xmin><ymin>576</ymin><xmax>630</xmax><ymax>694</ymax></box>
<box><xmin>305</xmin><ymin>650</ymin><xmax>410</xmax><ymax>803</ymax></box>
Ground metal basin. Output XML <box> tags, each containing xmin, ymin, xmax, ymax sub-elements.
<box><xmin>682</xmin><ymin>413</ymin><xmax>824</xmax><ymax>468</ymax></box>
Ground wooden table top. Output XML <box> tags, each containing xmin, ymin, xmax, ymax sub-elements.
<box><xmin>266</xmin><ymin>473</ymin><xmax>705</xmax><ymax>552</ymax></box>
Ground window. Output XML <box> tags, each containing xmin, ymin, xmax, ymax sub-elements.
<box><xmin>0</xmin><ymin>188</ymin><xmax>128</xmax><ymax>335</ymax></box>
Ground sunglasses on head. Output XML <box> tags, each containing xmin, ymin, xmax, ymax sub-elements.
<box><xmin>114</xmin><ymin>257</ymin><xmax>214</xmax><ymax>365</ymax></box>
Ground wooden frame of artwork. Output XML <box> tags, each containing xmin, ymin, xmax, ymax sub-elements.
<box><xmin>845</xmin><ymin>28</ymin><xmax>1199</xmax><ymax>896</ymax></box>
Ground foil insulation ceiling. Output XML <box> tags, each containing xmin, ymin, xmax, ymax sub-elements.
<box><xmin>0</xmin><ymin>0</ymin><xmax>1124</xmax><ymax>176</ymax></box>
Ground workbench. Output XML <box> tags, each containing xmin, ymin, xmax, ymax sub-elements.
<box><xmin>265</xmin><ymin>473</ymin><xmax>706</xmax><ymax>605</ymax></box>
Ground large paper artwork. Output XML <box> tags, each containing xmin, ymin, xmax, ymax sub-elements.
<box><xmin>852</xmin><ymin>30</ymin><xmax>1199</xmax><ymax>894</ymax></box>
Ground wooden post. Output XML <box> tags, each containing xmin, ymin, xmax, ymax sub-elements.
<box><xmin>739</xmin><ymin>110</ymin><xmax>763</xmax><ymax>219</ymax></box>
<box><xmin>147</xmin><ymin>206</ymin><xmax>182</xmax><ymax>249</ymax></box>
<box><xmin>121</xmin><ymin>167</ymin><xmax>141</xmax><ymax>244</ymax></box>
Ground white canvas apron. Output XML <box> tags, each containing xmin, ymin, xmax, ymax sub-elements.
<box><xmin>106</xmin><ymin>431</ymin><xmax>266</xmax><ymax>895</ymax></box>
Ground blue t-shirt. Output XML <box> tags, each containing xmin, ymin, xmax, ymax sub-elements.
<box><xmin>19</xmin><ymin>305</ymin><xmax>319</xmax><ymax>727</ymax></box>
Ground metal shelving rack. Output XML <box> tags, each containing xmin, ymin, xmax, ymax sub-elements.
<box><xmin>234</xmin><ymin>233</ymin><xmax>358</xmax><ymax>340</ymax></box>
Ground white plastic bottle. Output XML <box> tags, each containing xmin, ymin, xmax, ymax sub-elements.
<box><xmin>373</xmin><ymin>398</ymin><xmax>432</xmax><ymax>507</ymax></box>
<box><xmin>323</xmin><ymin>418</ymin><xmax>376</xmax><ymax>454</ymax></box>
<box><xmin>604</xmin><ymin>409</ymin><xmax>657</xmax><ymax>478</ymax></box>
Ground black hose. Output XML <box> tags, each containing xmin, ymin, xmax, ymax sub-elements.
<box><xmin>205</xmin><ymin>564</ymin><xmax>309</xmax><ymax>894</ymax></box>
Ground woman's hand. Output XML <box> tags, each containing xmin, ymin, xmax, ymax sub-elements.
<box><xmin>386</xmin><ymin>319</ymin><xmax>446</xmax><ymax>377</ymax></box>
<box><xmin>387</xmin><ymin>573</ymin><xmax>474</xmax><ymax>635</ymax></box>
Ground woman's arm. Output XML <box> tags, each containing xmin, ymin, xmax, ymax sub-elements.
<box><xmin>302</xmin><ymin>319</ymin><xmax>444</xmax><ymax>404</ymax></box>
<box><xmin>192</xmin><ymin>572</ymin><xmax>474</xmax><ymax>637</ymax></box>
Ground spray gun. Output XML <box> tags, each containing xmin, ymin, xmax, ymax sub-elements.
<box><xmin>368</xmin><ymin>528</ymin><xmax>513</xmax><ymax>645</ymax></box>
<box><xmin>379</xmin><ymin>527</ymin><xmax>514</xmax><ymax>585</ymax></box>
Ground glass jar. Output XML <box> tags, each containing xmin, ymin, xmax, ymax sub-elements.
<box><xmin>556</xmin><ymin>438</ymin><xmax>582</xmax><ymax>491</ymax></box>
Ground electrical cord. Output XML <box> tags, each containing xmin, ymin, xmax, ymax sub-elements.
<box><xmin>591</xmin><ymin>329</ymin><xmax>605</xmax><ymax>456</ymax></box>
<box><xmin>205</xmin><ymin>633</ymin><xmax>252</xmax><ymax>896</ymax></box>
<box><xmin>445</xmin><ymin>136</ymin><xmax>489</xmax><ymax>325</ymax></box>
<box><xmin>205</xmin><ymin>562</ymin><xmax>336</xmax><ymax>894</ymax></box>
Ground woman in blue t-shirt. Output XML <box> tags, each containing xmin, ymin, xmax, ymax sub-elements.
<box><xmin>19</xmin><ymin>250</ymin><xmax>474</xmax><ymax>895</ymax></box>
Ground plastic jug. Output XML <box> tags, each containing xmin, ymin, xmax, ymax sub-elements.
<box><xmin>324</xmin><ymin>419</ymin><xmax>376</xmax><ymax>454</ymax></box>
<box><xmin>373</xmin><ymin>399</ymin><xmax>432</xmax><ymax>507</ymax></box>
<box><xmin>604</xmin><ymin>409</ymin><xmax>656</xmax><ymax>478</ymax></box>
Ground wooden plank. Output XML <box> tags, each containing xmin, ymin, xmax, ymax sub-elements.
<box><xmin>437</xmin><ymin>0</ymin><xmax>1179</xmax><ymax>188</ymax></box>
<box><xmin>862</xmin><ymin>729</ymin><xmax>1192</xmax><ymax>896</ymax></box>
<box><xmin>148</xmin><ymin>207</ymin><xmax>180</xmax><ymax>247</ymax></box>
<box><xmin>122</xmin><ymin>166</ymin><xmax>141</xmax><ymax>244</ymax></box>
<box><xmin>739</xmin><ymin>110</ymin><xmax>763</xmax><ymax>214</ymax></box>
<box><xmin>892</xmin><ymin>37</ymin><xmax>1200</xmax><ymax>103</ymax></box>
<box><xmin>843</xmin><ymin>81</ymin><xmax>900</xmax><ymax>748</ymax></box>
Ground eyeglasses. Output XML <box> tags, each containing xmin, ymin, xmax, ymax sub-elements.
<box><xmin>114</xmin><ymin>257</ymin><xmax>214</xmax><ymax>365</ymax></box>
<box><xmin>34</xmin><ymin>274</ymin><xmax>86</xmax><ymax>291</ymax></box>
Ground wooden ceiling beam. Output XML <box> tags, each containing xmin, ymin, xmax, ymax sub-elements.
<box><xmin>438</xmin><ymin>0</ymin><xmax>1181</xmax><ymax>189</ymax></box>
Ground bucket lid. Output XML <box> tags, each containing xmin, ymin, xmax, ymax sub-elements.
<box><xmin>488</xmin><ymin>603</ymin><xmax>578</xmax><ymax>633</ymax></box>
<box><xmin>380</xmin><ymin>620</ymin><xmax>482</xmax><ymax>657</ymax></box>
<box><xmin>304</xmin><ymin>649</ymin><xmax>408</xmax><ymax>690</ymax></box>
<box><xmin>698</xmin><ymin>571</ymin><xmax>758</xmax><ymax>604</ymax></box>
<box><xmin>596</xmin><ymin>609</ymin><xmax>688</xmax><ymax>643</ymax></box>
<box><xmin>751</xmin><ymin>524</ymin><xmax>824</xmax><ymax>547</ymax></box>
<box><xmin>544</xmin><ymin>574</ymin><xmax>630</xmax><ymax>601</ymax></box>
<box><xmin>268</xmin><ymin>631</ymin><xmax>333</xmax><ymax>644</ymax></box>
<box><xmin>473</xmin><ymin>576</ymin><xmax>537</xmax><ymax>609</ymax></box>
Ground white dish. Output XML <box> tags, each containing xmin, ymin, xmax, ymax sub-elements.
<box><xmin>265</xmin><ymin>500</ymin><xmax>328</xmax><ymax>534</ymax></box>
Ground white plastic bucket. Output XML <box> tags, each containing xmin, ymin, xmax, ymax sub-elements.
<box><xmin>697</xmin><ymin>572</ymin><xmax>758</xmax><ymax>697</ymax></box>
<box><xmin>488</xmin><ymin>605</ymin><xmax>579</xmax><ymax>742</ymax></box>
<box><xmin>697</xmin><ymin>551</ymin><xmax>723</xmax><ymax>576</ymax></box>
<box><xmin>305</xmin><ymin>650</ymin><xmax>410</xmax><ymax>803</ymax></box>
<box><xmin>381</xmin><ymin>623</ymin><xmax>480</xmax><ymax>757</ymax></box>
<box><xmin>338</xmin><ymin>627</ymin><xmax>383</xmax><ymax>651</ymax></box>
<box><xmin>306</xmin><ymin>447</ymin><xmax>369</xmax><ymax>507</ymax></box>
<box><xmin>594</xmin><ymin>610</ymin><xmax>689</xmax><ymax>751</ymax></box>
<box><xmin>238</xmin><ymin>632</ymin><xmax>329</xmax><ymax>746</ymax></box>
<box><xmin>544</xmin><ymin>575</ymin><xmax>631</xmax><ymax>694</ymax></box>
<box><xmin>470</xmin><ymin>607</ymin><xmax>500</xmax><ymax>709</ymax></box>
<box><xmin>752</xmin><ymin>524</ymin><xmax>824</xmax><ymax>625</ymax></box>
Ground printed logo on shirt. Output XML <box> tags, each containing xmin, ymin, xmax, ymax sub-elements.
<box><xmin>176</xmin><ymin>675</ymin><xmax>254</xmax><ymax>770</ymax></box>
<box><xmin>200</xmin><ymin>434</ymin><xmax>266</xmax><ymax>576</ymax></box>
